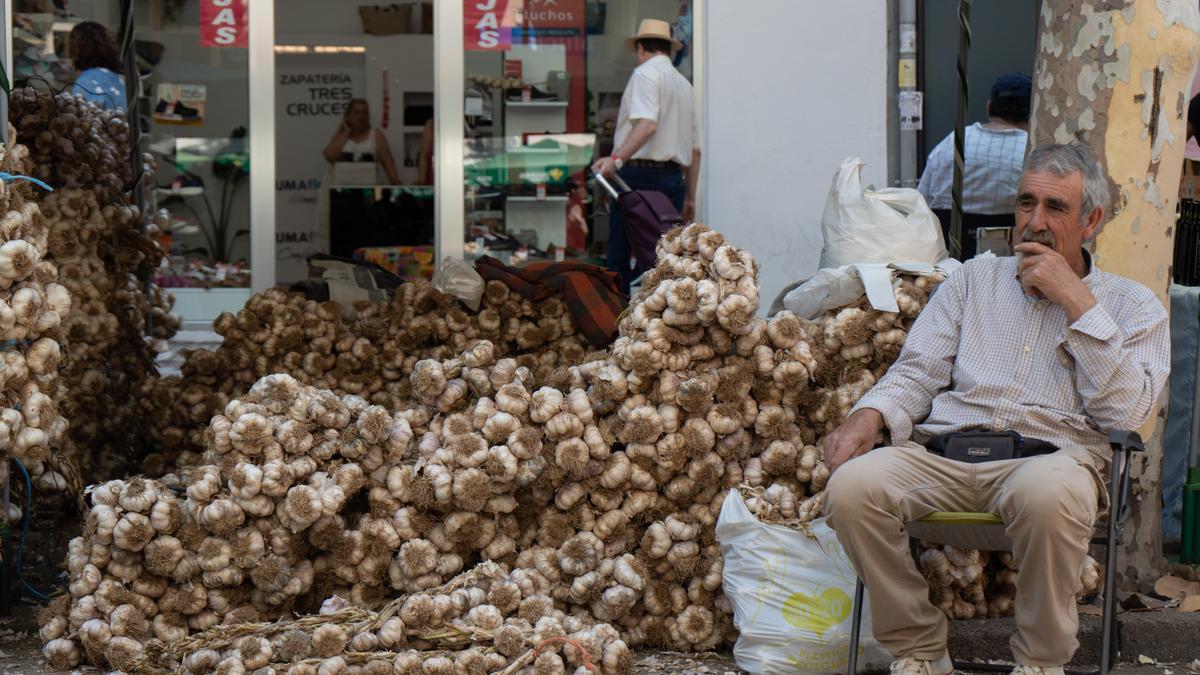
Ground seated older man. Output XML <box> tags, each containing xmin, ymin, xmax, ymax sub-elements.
<box><xmin>823</xmin><ymin>143</ymin><xmax>1170</xmax><ymax>675</ymax></box>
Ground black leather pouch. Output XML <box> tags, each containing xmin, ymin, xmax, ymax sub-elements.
<box><xmin>926</xmin><ymin>431</ymin><xmax>1021</xmax><ymax>463</ymax></box>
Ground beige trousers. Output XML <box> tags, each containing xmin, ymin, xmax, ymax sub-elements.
<box><xmin>824</xmin><ymin>443</ymin><xmax>1104</xmax><ymax>668</ymax></box>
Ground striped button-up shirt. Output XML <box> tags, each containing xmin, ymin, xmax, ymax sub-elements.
<box><xmin>852</xmin><ymin>252</ymin><xmax>1170</xmax><ymax>458</ymax></box>
<box><xmin>918</xmin><ymin>123</ymin><xmax>1027</xmax><ymax>214</ymax></box>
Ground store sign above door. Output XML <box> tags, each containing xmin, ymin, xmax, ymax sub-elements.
<box><xmin>200</xmin><ymin>0</ymin><xmax>248</xmax><ymax>48</ymax></box>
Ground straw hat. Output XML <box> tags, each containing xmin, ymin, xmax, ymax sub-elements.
<box><xmin>624</xmin><ymin>18</ymin><xmax>683</xmax><ymax>53</ymax></box>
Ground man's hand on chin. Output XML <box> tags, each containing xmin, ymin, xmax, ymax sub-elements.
<box><xmin>824</xmin><ymin>408</ymin><xmax>885</xmax><ymax>473</ymax></box>
<box><xmin>1015</xmin><ymin>242</ymin><xmax>1097</xmax><ymax>322</ymax></box>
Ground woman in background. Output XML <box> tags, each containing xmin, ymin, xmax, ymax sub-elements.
<box><xmin>68</xmin><ymin>21</ymin><xmax>126</xmax><ymax>112</ymax></box>
<box><xmin>323</xmin><ymin>98</ymin><xmax>401</xmax><ymax>185</ymax></box>
<box><xmin>317</xmin><ymin>98</ymin><xmax>402</xmax><ymax>258</ymax></box>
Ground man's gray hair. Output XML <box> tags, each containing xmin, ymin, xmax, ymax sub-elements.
<box><xmin>1024</xmin><ymin>143</ymin><xmax>1112</xmax><ymax>221</ymax></box>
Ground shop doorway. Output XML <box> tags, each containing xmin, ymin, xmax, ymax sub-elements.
<box><xmin>274</xmin><ymin>1</ymin><xmax>436</xmax><ymax>286</ymax></box>
<box><xmin>454</xmin><ymin>0</ymin><xmax>696</xmax><ymax>266</ymax></box>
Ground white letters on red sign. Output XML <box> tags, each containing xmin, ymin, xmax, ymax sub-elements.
<box><xmin>201</xmin><ymin>0</ymin><xmax>245</xmax><ymax>48</ymax></box>
<box><xmin>466</xmin><ymin>0</ymin><xmax>506</xmax><ymax>51</ymax></box>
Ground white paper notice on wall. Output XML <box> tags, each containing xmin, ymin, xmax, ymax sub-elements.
<box><xmin>899</xmin><ymin>24</ymin><xmax>917</xmax><ymax>53</ymax></box>
<box><xmin>899</xmin><ymin>90</ymin><xmax>923</xmax><ymax>131</ymax></box>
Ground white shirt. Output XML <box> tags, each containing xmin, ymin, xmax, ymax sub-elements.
<box><xmin>917</xmin><ymin>123</ymin><xmax>1028</xmax><ymax>214</ymax></box>
<box><xmin>851</xmin><ymin>252</ymin><xmax>1169</xmax><ymax>458</ymax></box>
<box><xmin>614</xmin><ymin>55</ymin><xmax>697</xmax><ymax>166</ymax></box>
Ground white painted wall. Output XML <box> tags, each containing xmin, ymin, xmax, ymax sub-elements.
<box><xmin>702</xmin><ymin>0</ymin><xmax>890</xmax><ymax>310</ymax></box>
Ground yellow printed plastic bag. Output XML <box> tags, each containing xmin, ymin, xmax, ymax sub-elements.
<box><xmin>716</xmin><ymin>490</ymin><xmax>891</xmax><ymax>674</ymax></box>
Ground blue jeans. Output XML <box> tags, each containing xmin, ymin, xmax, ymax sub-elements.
<box><xmin>606</xmin><ymin>164</ymin><xmax>685</xmax><ymax>291</ymax></box>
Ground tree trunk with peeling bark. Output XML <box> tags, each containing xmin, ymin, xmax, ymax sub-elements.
<box><xmin>1031</xmin><ymin>0</ymin><xmax>1200</xmax><ymax>588</ymax></box>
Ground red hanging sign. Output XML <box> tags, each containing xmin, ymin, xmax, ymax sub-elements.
<box><xmin>465</xmin><ymin>0</ymin><xmax>513</xmax><ymax>52</ymax></box>
<box><xmin>200</xmin><ymin>0</ymin><xmax>248</xmax><ymax>48</ymax></box>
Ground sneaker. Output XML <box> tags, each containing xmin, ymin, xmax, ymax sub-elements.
<box><xmin>1011</xmin><ymin>666</ymin><xmax>1065</xmax><ymax>675</ymax></box>
<box><xmin>890</xmin><ymin>655</ymin><xmax>954</xmax><ymax>675</ymax></box>
<box><xmin>504</xmin><ymin>85</ymin><xmax>558</xmax><ymax>102</ymax></box>
<box><xmin>173</xmin><ymin>101</ymin><xmax>201</xmax><ymax>119</ymax></box>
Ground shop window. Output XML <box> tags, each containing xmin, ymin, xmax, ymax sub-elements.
<box><xmin>275</xmin><ymin>1</ymin><xmax>436</xmax><ymax>285</ymax></box>
<box><xmin>461</xmin><ymin>0</ymin><xmax>695</xmax><ymax>269</ymax></box>
<box><xmin>139</xmin><ymin>1</ymin><xmax>253</xmax><ymax>289</ymax></box>
<box><xmin>9</xmin><ymin>1</ymin><xmax>253</xmax><ymax>291</ymax></box>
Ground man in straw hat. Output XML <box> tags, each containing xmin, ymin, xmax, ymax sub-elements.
<box><xmin>591</xmin><ymin>18</ymin><xmax>700</xmax><ymax>292</ymax></box>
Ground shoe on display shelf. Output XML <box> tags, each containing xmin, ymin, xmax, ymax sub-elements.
<box><xmin>504</xmin><ymin>85</ymin><xmax>558</xmax><ymax>102</ymax></box>
<box><xmin>155</xmin><ymin>99</ymin><xmax>200</xmax><ymax>119</ymax></box>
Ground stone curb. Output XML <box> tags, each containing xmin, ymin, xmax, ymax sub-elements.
<box><xmin>946</xmin><ymin>612</ymin><xmax>1200</xmax><ymax>667</ymax></box>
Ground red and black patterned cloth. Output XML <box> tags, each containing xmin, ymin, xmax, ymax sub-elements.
<box><xmin>474</xmin><ymin>257</ymin><xmax>628</xmax><ymax>348</ymax></box>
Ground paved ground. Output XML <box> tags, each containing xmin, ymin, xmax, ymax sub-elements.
<box><xmin>0</xmin><ymin>631</ymin><xmax>1195</xmax><ymax>675</ymax></box>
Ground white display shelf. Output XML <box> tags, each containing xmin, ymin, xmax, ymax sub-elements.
<box><xmin>507</xmin><ymin>195</ymin><xmax>569</xmax><ymax>203</ymax></box>
<box><xmin>508</xmin><ymin>146</ymin><xmax>561</xmax><ymax>154</ymax></box>
<box><xmin>505</xmin><ymin>101</ymin><xmax>568</xmax><ymax>108</ymax></box>
<box><xmin>167</xmin><ymin>287</ymin><xmax>253</xmax><ymax>323</ymax></box>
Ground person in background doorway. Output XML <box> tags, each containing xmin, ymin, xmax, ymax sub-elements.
<box><xmin>417</xmin><ymin>119</ymin><xmax>434</xmax><ymax>186</ymax></box>
<box><xmin>591</xmin><ymin>18</ymin><xmax>700</xmax><ymax>292</ymax></box>
<box><xmin>323</xmin><ymin>98</ymin><xmax>402</xmax><ymax>185</ymax></box>
<box><xmin>566</xmin><ymin>181</ymin><xmax>589</xmax><ymax>252</ymax></box>
<box><xmin>917</xmin><ymin>73</ymin><xmax>1032</xmax><ymax>258</ymax></box>
<box><xmin>68</xmin><ymin>21</ymin><xmax>126</xmax><ymax>112</ymax></box>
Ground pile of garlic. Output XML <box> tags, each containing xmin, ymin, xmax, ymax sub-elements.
<box><xmin>10</xmin><ymin>86</ymin><xmax>133</xmax><ymax>203</ymax></box>
<box><xmin>12</xmin><ymin>87</ymin><xmax>181</xmax><ymax>480</ymax></box>
<box><xmin>0</xmin><ymin>125</ymin><xmax>73</xmax><ymax>496</ymax></box>
<box><xmin>43</xmin><ymin>223</ymin><xmax>1095</xmax><ymax>672</ymax></box>
<box><xmin>140</xmin><ymin>279</ymin><xmax>592</xmax><ymax>471</ymax></box>
<box><xmin>919</xmin><ymin>546</ymin><xmax>1103</xmax><ymax>620</ymax></box>
<box><xmin>108</xmin><ymin>562</ymin><xmax>628</xmax><ymax>674</ymax></box>
<box><xmin>43</xmin><ymin>367</ymin><xmax>638</xmax><ymax>672</ymax></box>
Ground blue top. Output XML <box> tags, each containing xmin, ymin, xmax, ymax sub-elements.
<box><xmin>72</xmin><ymin>67</ymin><xmax>126</xmax><ymax>111</ymax></box>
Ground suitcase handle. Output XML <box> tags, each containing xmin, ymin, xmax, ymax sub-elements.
<box><xmin>591</xmin><ymin>168</ymin><xmax>632</xmax><ymax>199</ymax></box>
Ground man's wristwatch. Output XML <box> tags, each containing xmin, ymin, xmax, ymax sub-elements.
<box><xmin>611</xmin><ymin>155</ymin><xmax>624</xmax><ymax>170</ymax></box>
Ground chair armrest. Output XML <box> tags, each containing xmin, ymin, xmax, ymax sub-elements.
<box><xmin>1108</xmin><ymin>430</ymin><xmax>1144</xmax><ymax>454</ymax></box>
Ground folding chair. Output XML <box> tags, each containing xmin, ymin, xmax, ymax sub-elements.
<box><xmin>846</xmin><ymin>431</ymin><xmax>1145</xmax><ymax>675</ymax></box>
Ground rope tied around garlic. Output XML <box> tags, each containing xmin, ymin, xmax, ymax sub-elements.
<box><xmin>530</xmin><ymin>635</ymin><xmax>598</xmax><ymax>671</ymax></box>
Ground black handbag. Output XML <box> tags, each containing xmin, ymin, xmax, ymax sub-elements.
<box><xmin>925</xmin><ymin>430</ymin><xmax>1058</xmax><ymax>464</ymax></box>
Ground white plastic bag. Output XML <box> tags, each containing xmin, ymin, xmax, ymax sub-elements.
<box><xmin>716</xmin><ymin>490</ymin><xmax>890</xmax><ymax>674</ymax></box>
<box><xmin>780</xmin><ymin>259</ymin><xmax>962</xmax><ymax>320</ymax></box>
<box><xmin>432</xmin><ymin>257</ymin><xmax>485</xmax><ymax>310</ymax></box>
<box><xmin>819</xmin><ymin>157</ymin><xmax>947</xmax><ymax>269</ymax></box>
<box><xmin>780</xmin><ymin>267</ymin><xmax>875</xmax><ymax>320</ymax></box>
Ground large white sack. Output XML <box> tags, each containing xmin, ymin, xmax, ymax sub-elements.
<box><xmin>818</xmin><ymin>157</ymin><xmax>947</xmax><ymax>269</ymax></box>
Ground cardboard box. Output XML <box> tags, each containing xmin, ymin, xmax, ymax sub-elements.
<box><xmin>359</xmin><ymin>5</ymin><xmax>410</xmax><ymax>36</ymax></box>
